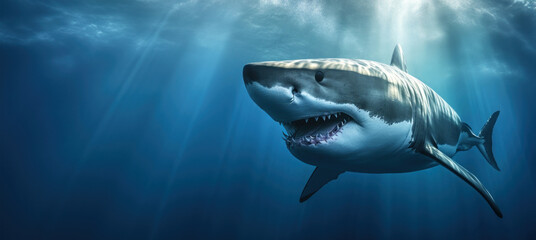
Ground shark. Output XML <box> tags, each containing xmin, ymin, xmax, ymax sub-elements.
<box><xmin>242</xmin><ymin>45</ymin><xmax>502</xmax><ymax>218</ymax></box>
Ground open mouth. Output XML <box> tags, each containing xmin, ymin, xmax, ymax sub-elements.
<box><xmin>281</xmin><ymin>112</ymin><xmax>352</xmax><ymax>147</ymax></box>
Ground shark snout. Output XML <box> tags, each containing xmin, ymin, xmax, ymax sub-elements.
<box><xmin>244</xmin><ymin>80</ymin><xmax>296</xmax><ymax>122</ymax></box>
<box><xmin>244</xmin><ymin>63</ymin><xmax>304</xmax><ymax>121</ymax></box>
<box><xmin>242</xmin><ymin>64</ymin><xmax>258</xmax><ymax>85</ymax></box>
<box><xmin>243</xmin><ymin>63</ymin><xmax>300</xmax><ymax>93</ymax></box>
<box><xmin>243</xmin><ymin>62</ymin><xmax>328</xmax><ymax>122</ymax></box>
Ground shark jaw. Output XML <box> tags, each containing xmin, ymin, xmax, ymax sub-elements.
<box><xmin>280</xmin><ymin>112</ymin><xmax>352</xmax><ymax>148</ymax></box>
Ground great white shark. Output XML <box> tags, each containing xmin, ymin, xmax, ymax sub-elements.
<box><xmin>242</xmin><ymin>45</ymin><xmax>502</xmax><ymax>218</ymax></box>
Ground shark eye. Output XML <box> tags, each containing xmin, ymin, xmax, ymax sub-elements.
<box><xmin>315</xmin><ymin>71</ymin><xmax>324</xmax><ymax>82</ymax></box>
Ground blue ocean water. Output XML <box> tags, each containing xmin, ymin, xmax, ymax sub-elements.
<box><xmin>1</xmin><ymin>0</ymin><xmax>536</xmax><ymax>239</ymax></box>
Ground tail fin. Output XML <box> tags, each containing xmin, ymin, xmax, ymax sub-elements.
<box><xmin>476</xmin><ymin>111</ymin><xmax>500</xmax><ymax>171</ymax></box>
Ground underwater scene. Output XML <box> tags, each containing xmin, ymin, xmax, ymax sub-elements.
<box><xmin>2</xmin><ymin>0</ymin><xmax>536</xmax><ymax>239</ymax></box>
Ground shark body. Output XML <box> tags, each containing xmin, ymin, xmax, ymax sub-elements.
<box><xmin>242</xmin><ymin>45</ymin><xmax>502</xmax><ymax>217</ymax></box>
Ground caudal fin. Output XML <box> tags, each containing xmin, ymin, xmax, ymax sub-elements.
<box><xmin>477</xmin><ymin>111</ymin><xmax>500</xmax><ymax>171</ymax></box>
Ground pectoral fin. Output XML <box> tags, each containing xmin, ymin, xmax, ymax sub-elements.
<box><xmin>300</xmin><ymin>167</ymin><xmax>344</xmax><ymax>202</ymax></box>
<box><xmin>419</xmin><ymin>143</ymin><xmax>503</xmax><ymax>218</ymax></box>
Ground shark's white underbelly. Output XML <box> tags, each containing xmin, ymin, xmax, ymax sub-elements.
<box><xmin>342</xmin><ymin>146</ymin><xmax>439</xmax><ymax>173</ymax></box>
<box><xmin>342</xmin><ymin>118</ymin><xmax>436</xmax><ymax>173</ymax></box>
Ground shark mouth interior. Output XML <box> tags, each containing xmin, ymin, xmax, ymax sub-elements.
<box><xmin>281</xmin><ymin>112</ymin><xmax>352</xmax><ymax>147</ymax></box>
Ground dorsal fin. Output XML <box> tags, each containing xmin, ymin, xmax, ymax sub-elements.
<box><xmin>390</xmin><ymin>44</ymin><xmax>407</xmax><ymax>72</ymax></box>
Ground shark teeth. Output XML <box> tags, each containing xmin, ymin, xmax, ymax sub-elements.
<box><xmin>278</xmin><ymin>113</ymin><xmax>343</xmax><ymax>126</ymax></box>
<box><xmin>299</xmin><ymin>113</ymin><xmax>342</xmax><ymax>125</ymax></box>
<box><xmin>282</xmin><ymin>112</ymin><xmax>351</xmax><ymax>148</ymax></box>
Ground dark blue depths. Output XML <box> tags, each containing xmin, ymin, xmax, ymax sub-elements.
<box><xmin>1</xmin><ymin>0</ymin><xmax>536</xmax><ymax>239</ymax></box>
